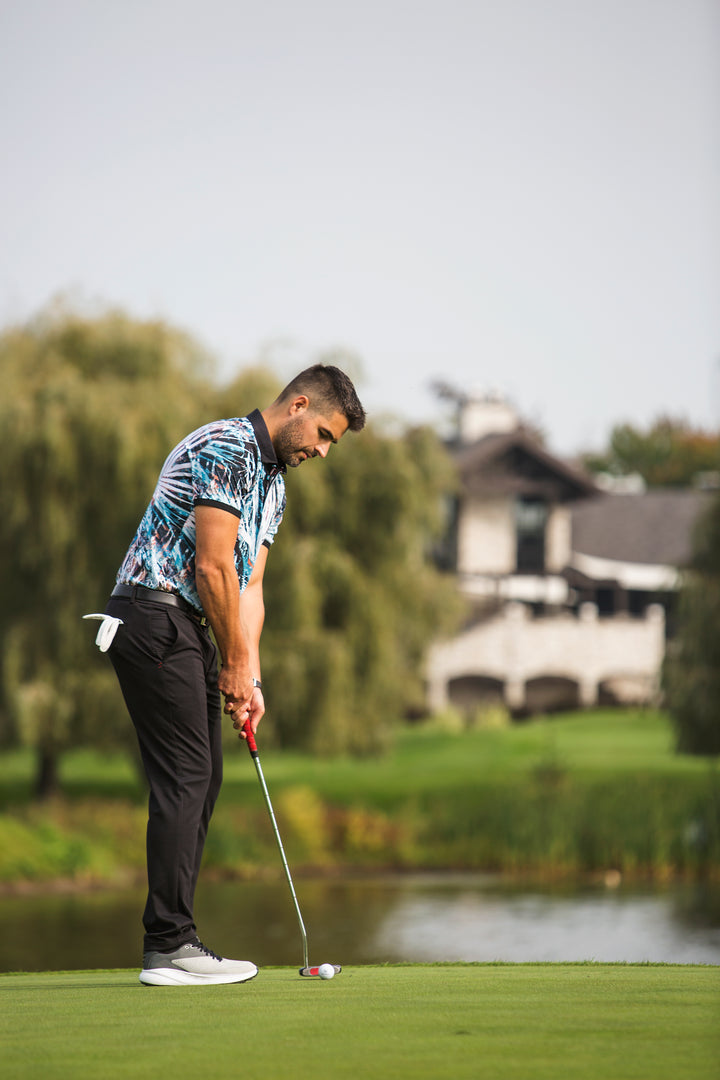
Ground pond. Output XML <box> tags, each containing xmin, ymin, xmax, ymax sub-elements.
<box><xmin>1</xmin><ymin>874</ymin><xmax>718</xmax><ymax>973</ymax></box>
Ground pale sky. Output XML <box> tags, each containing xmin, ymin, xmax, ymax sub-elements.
<box><xmin>1</xmin><ymin>0</ymin><xmax>718</xmax><ymax>454</ymax></box>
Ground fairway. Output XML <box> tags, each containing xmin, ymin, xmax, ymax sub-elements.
<box><xmin>1</xmin><ymin>964</ymin><xmax>717</xmax><ymax>1080</ymax></box>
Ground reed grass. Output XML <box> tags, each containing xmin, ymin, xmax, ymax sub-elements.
<box><xmin>0</xmin><ymin>709</ymin><xmax>717</xmax><ymax>886</ymax></box>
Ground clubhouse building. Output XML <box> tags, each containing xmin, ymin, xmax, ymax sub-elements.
<box><xmin>426</xmin><ymin>390</ymin><xmax>710</xmax><ymax>718</ymax></box>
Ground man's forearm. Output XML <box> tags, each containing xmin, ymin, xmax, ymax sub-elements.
<box><xmin>238</xmin><ymin>579</ymin><xmax>265</xmax><ymax>680</ymax></box>
<box><xmin>193</xmin><ymin>506</ymin><xmax>267</xmax><ymax>726</ymax></box>
<box><xmin>195</xmin><ymin>562</ymin><xmax>249</xmax><ymax>671</ymax></box>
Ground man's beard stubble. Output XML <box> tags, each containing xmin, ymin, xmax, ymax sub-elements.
<box><xmin>273</xmin><ymin>416</ymin><xmax>310</xmax><ymax>468</ymax></box>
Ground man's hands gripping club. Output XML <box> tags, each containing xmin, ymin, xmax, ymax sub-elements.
<box><xmin>219</xmin><ymin>658</ymin><xmax>264</xmax><ymax>738</ymax></box>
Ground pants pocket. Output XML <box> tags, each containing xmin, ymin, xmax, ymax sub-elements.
<box><xmin>148</xmin><ymin>608</ymin><xmax>180</xmax><ymax>664</ymax></box>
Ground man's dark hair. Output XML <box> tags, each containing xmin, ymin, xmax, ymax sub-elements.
<box><xmin>276</xmin><ymin>364</ymin><xmax>366</xmax><ymax>432</ymax></box>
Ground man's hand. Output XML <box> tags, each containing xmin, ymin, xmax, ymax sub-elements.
<box><xmin>218</xmin><ymin>662</ymin><xmax>254</xmax><ymax>723</ymax></box>
<box><xmin>231</xmin><ymin>685</ymin><xmax>265</xmax><ymax>739</ymax></box>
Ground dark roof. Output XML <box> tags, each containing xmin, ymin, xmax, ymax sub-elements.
<box><xmin>455</xmin><ymin>430</ymin><xmax>597</xmax><ymax>502</ymax></box>
<box><xmin>571</xmin><ymin>490</ymin><xmax>710</xmax><ymax>566</ymax></box>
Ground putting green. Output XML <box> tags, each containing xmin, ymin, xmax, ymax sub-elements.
<box><xmin>1</xmin><ymin>964</ymin><xmax>718</xmax><ymax>1079</ymax></box>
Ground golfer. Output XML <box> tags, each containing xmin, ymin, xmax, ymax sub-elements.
<box><xmin>103</xmin><ymin>365</ymin><xmax>365</xmax><ymax>985</ymax></box>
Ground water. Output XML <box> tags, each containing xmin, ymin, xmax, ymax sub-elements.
<box><xmin>1</xmin><ymin>875</ymin><xmax>718</xmax><ymax>972</ymax></box>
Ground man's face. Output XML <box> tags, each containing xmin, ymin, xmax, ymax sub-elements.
<box><xmin>273</xmin><ymin>408</ymin><xmax>349</xmax><ymax>468</ymax></box>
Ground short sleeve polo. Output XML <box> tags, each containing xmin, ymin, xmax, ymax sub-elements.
<box><xmin>116</xmin><ymin>411</ymin><xmax>286</xmax><ymax>612</ymax></box>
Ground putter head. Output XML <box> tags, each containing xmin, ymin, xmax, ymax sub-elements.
<box><xmin>299</xmin><ymin>965</ymin><xmax>342</xmax><ymax>978</ymax></box>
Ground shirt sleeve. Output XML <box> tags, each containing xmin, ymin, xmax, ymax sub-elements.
<box><xmin>191</xmin><ymin>432</ymin><xmax>257</xmax><ymax>518</ymax></box>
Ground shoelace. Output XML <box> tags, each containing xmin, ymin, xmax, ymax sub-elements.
<box><xmin>195</xmin><ymin>940</ymin><xmax>223</xmax><ymax>961</ymax></box>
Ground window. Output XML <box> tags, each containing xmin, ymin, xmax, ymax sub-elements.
<box><xmin>515</xmin><ymin>497</ymin><xmax>547</xmax><ymax>573</ymax></box>
<box><xmin>595</xmin><ymin>588</ymin><xmax>615</xmax><ymax>615</ymax></box>
<box><xmin>434</xmin><ymin>495</ymin><xmax>459</xmax><ymax>571</ymax></box>
<box><xmin>628</xmin><ymin>590</ymin><xmax>646</xmax><ymax>617</ymax></box>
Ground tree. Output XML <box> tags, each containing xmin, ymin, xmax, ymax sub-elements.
<box><xmin>1</xmin><ymin>302</ymin><xmax>464</xmax><ymax>789</ymax></box>
<box><xmin>0</xmin><ymin>301</ymin><xmax>213</xmax><ymax>795</ymax></box>
<box><xmin>582</xmin><ymin>417</ymin><xmax>720</xmax><ymax>488</ymax></box>
<box><xmin>662</xmin><ymin>493</ymin><xmax>720</xmax><ymax>755</ymax></box>
<box><xmin>215</xmin><ymin>380</ymin><xmax>464</xmax><ymax>756</ymax></box>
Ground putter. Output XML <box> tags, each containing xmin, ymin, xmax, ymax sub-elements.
<box><xmin>243</xmin><ymin>719</ymin><xmax>342</xmax><ymax>979</ymax></box>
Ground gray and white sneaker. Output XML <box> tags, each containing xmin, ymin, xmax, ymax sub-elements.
<box><xmin>139</xmin><ymin>940</ymin><xmax>258</xmax><ymax>986</ymax></box>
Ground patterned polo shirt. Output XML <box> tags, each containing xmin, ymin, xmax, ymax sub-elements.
<box><xmin>116</xmin><ymin>410</ymin><xmax>286</xmax><ymax>612</ymax></box>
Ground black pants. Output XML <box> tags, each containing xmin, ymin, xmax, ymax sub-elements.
<box><xmin>105</xmin><ymin>594</ymin><xmax>222</xmax><ymax>954</ymax></box>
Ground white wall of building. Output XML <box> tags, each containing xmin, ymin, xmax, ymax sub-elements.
<box><xmin>457</xmin><ymin>498</ymin><xmax>572</xmax><ymax>578</ymax></box>
<box><xmin>457</xmin><ymin>495</ymin><xmax>515</xmax><ymax>576</ymax></box>
<box><xmin>426</xmin><ymin>603</ymin><xmax>665</xmax><ymax>713</ymax></box>
<box><xmin>545</xmin><ymin>505</ymin><xmax>572</xmax><ymax>572</ymax></box>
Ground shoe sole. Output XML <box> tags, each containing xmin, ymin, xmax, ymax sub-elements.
<box><xmin>139</xmin><ymin>966</ymin><xmax>258</xmax><ymax>987</ymax></box>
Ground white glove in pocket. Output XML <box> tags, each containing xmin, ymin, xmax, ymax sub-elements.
<box><xmin>82</xmin><ymin>614</ymin><xmax>124</xmax><ymax>652</ymax></box>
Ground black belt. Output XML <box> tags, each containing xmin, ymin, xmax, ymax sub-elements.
<box><xmin>111</xmin><ymin>584</ymin><xmax>207</xmax><ymax>624</ymax></box>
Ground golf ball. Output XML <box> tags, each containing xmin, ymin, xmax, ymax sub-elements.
<box><xmin>318</xmin><ymin>964</ymin><xmax>335</xmax><ymax>980</ymax></box>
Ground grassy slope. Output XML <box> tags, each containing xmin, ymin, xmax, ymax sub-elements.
<box><xmin>1</xmin><ymin>965</ymin><xmax>718</xmax><ymax>1080</ymax></box>
<box><xmin>0</xmin><ymin>709</ymin><xmax>709</xmax><ymax>805</ymax></box>
<box><xmin>220</xmin><ymin>708</ymin><xmax>711</xmax><ymax>795</ymax></box>
<box><xmin>0</xmin><ymin>710</ymin><xmax>718</xmax><ymax>883</ymax></box>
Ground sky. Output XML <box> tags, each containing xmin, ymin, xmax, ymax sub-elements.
<box><xmin>1</xmin><ymin>0</ymin><xmax>718</xmax><ymax>455</ymax></box>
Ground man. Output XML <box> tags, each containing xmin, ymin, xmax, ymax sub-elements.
<box><xmin>102</xmin><ymin>364</ymin><xmax>365</xmax><ymax>986</ymax></box>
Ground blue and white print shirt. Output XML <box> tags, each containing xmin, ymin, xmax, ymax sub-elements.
<box><xmin>116</xmin><ymin>410</ymin><xmax>286</xmax><ymax>612</ymax></box>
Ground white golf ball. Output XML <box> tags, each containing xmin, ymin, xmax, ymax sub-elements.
<box><xmin>318</xmin><ymin>964</ymin><xmax>335</xmax><ymax>980</ymax></box>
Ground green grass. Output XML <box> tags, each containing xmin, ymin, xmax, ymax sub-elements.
<box><xmin>0</xmin><ymin>709</ymin><xmax>710</xmax><ymax>806</ymax></box>
<box><xmin>218</xmin><ymin>708</ymin><xmax>711</xmax><ymax>800</ymax></box>
<box><xmin>1</xmin><ymin>964</ymin><xmax>718</xmax><ymax>1080</ymax></box>
<box><xmin>1</xmin><ymin>710</ymin><xmax>718</xmax><ymax>885</ymax></box>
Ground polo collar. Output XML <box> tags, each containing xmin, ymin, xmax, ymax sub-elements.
<box><xmin>247</xmin><ymin>409</ymin><xmax>285</xmax><ymax>471</ymax></box>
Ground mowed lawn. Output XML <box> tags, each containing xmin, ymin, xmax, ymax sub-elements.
<box><xmin>1</xmin><ymin>964</ymin><xmax>718</xmax><ymax>1080</ymax></box>
<box><xmin>0</xmin><ymin>708</ymin><xmax>707</xmax><ymax>808</ymax></box>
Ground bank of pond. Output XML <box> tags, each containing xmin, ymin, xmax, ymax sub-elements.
<box><xmin>0</xmin><ymin>709</ymin><xmax>718</xmax><ymax>889</ymax></box>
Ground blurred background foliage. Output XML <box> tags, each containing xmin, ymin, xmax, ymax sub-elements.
<box><xmin>3</xmin><ymin>300</ymin><xmax>716</xmax><ymax>803</ymax></box>
<box><xmin>0</xmin><ymin>301</ymin><xmax>462</xmax><ymax>796</ymax></box>
<box><xmin>581</xmin><ymin>416</ymin><xmax>720</xmax><ymax>488</ymax></box>
<box><xmin>663</xmin><ymin>491</ymin><xmax>720</xmax><ymax>756</ymax></box>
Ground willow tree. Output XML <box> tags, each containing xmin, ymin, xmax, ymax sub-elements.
<box><xmin>1</xmin><ymin>311</ymin><xmax>463</xmax><ymax>788</ymax></box>
<box><xmin>212</xmin><ymin>371</ymin><xmax>463</xmax><ymax>755</ymax></box>
<box><xmin>0</xmin><ymin>302</ymin><xmax>213</xmax><ymax>795</ymax></box>
<box><xmin>223</xmin><ymin>407</ymin><xmax>462</xmax><ymax>756</ymax></box>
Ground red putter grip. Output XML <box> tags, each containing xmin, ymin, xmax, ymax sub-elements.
<box><xmin>243</xmin><ymin>719</ymin><xmax>258</xmax><ymax>753</ymax></box>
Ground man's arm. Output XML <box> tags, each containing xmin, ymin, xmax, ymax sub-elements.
<box><xmin>236</xmin><ymin>543</ymin><xmax>268</xmax><ymax>736</ymax></box>
<box><xmin>194</xmin><ymin>505</ymin><xmax>267</xmax><ymax>734</ymax></box>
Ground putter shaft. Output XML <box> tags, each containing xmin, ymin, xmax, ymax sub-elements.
<box><xmin>243</xmin><ymin>721</ymin><xmax>309</xmax><ymax>971</ymax></box>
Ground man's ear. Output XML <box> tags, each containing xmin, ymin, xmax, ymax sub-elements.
<box><xmin>288</xmin><ymin>395</ymin><xmax>310</xmax><ymax>415</ymax></box>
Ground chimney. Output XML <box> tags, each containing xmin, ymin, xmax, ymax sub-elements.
<box><xmin>458</xmin><ymin>390</ymin><xmax>520</xmax><ymax>444</ymax></box>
